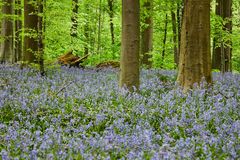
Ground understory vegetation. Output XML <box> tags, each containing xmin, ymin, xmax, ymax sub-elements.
<box><xmin>1</xmin><ymin>65</ymin><xmax>239</xmax><ymax>159</ymax></box>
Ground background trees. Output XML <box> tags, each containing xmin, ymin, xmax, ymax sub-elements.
<box><xmin>0</xmin><ymin>0</ymin><xmax>240</xmax><ymax>89</ymax></box>
<box><xmin>141</xmin><ymin>0</ymin><xmax>153</xmax><ymax>68</ymax></box>
<box><xmin>212</xmin><ymin>0</ymin><xmax>233</xmax><ymax>73</ymax></box>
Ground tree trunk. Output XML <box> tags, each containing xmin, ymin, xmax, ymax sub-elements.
<box><xmin>84</xmin><ymin>24</ymin><xmax>89</xmax><ymax>55</ymax></box>
<box><xmin>97</xmin><ymin>0</ymin><xmax>102</xmax><ymax>55</ymax></box>
<box><xmin>212</xmin><ymin>0</ymin><xmax>223</xmax><ymax>70</ymax></box>
<box><xmin>177</xmin><ymin>0</ymin><xmax>212</xmax><ymax>91</ymax></box>
<box><xmin>161</xmin><ymin>13</ymin><xmax>168</xmax><ymax>68</ymax></box>
<box><xmin>23</xmin><ymin>0</ymin><xmax>38</xmax><ymax>63</ymax></box>
<box><xmin>70</xmin><ymin>0</ymin><xmax>78</xmax><ymax>39</ymax></box>
<box><xmin>141</xmin><ymin>0</ymin><xmax>153</xmax><ymax>68</ymax></box>
<box><xmin>84</xmin><ymin>3</ymin><xmax>89</xmax><ymax>56</ymax></box>
<box><xmin>0</xmin><ymin>0</ymin><xmax>14</xmax><ymax>63</ymax></box>
<box><xmin>177</xmin><ymin>2</ymin><xmax>182</xmax><ymax>58</ymax></box>
<box><xmin>212</xmin><ymin>0</ymin><xmax>232</xmax><ymax>72</ymax></box>
<box><xmin>15</xmin><ymin>0</ymin><xmax>22</xmax><ymax>62</ymax></box>
<box><xmin>222</xmin><ymin>0</ymin><xmax>232</xmax><ymax>72</ymax></box>
<box><xmin>38</xmin><ymin>0</ymin><xmax>44</xmax><ymax>76</ymax></box>
<box><xmin>171</xmin><ymin>10</ymin><xmax>178</xmax><ymax>67</ymax></box>
<box><xmin>120</xmin><ymin>0</ymin><xmax>140</xmax><ymax>91</ymax></box>
<box><xmin>107</xmin><ymin>0</ymin><xmax>115</xmax><ymax>45</ymax></box>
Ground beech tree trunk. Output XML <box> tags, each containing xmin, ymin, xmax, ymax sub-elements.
<box><xmin>141</xmin><ymin>0</ymin><xmax>153</xmax><ymax>68</ymax></box>
<box><xmin>0</xmin><ymin>0</ymin><xmax>14</xmax><ymax>63</ymax></box>
<box><xmin>23</xmin><ymin>0</ymin><xmax>38</xmax><ymax>63</ymax></box>
<box><xmin>222</xmin><ymin>0</ymin><xmax>232</xmax><ymax>72</ymax></box>
<box><xmin>212</xmin><ymin>0</ymin><xmax>222</xmax><ymax>70</ymax></box>
<box><xmin>177</xmin><ymin>0</ymin><xmax>212</xmax><ymax>91</ymax></box>
<box><xmin>15</xmin><ymin>0</ymin><xmax>22</xmax><ymax>62</ymax></box>
<box><xmin>120</xmin><ymin>0</ymin><xmax>140</xmax><ymax>91</ymax></box>
<box><xmin>212</xmin><ymin>0</ymin><xmax>232</xmax><ymax>72</ymax></box>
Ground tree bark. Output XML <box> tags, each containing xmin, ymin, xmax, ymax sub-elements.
<box><xmin>177</xmin><ymin>2</ymin><xmax>182</xmax><ymax>58</ymax></box>
<box><xmin>23</xmin><ymin>0</ymin><xmax>38</xmax><ymax>63</ymax></box>
<box><xmin>97</xmin><ymin>0</ymin><xmax>102</xmax><ymax>55</ymax></box>
<box><xmin>15</xmin><ymin>0</ymin><xmax>22</xmax><ymax>62</ymax></box>
<box><xmin>107</xmin><ymin>0</ymin><xmax>115</xmax><ymax>45</ymax></box>
<box><xmin>161</xmin><ymin>13</ymin><xmax>168</xmax><ymax>68</ymax></box>
<box><xmin>84</xmin><ymin>3</ymin><xmax>89</xmax><ymax>56</ymax></box>
<box><xmin>177</xmin><ymin>0</ymin><xmax>212</xmax><ymax>91</ymax></box>
<box><xmin>212</xmin><ymin>0</ymin><xmax>232</xmax><ymax>72</ymax></box>
<box><xmin>171</xmin><ymin>10</ymin><xmax>178</xmax><ymax>67</ymax></box>
<box><xmin>38</xmin><ymin>0</ymin><xmax>44</xmax><ymax>76</ymax></box>
<box><xmin>120</xmin><ymin>0</ymin><xmax>140</xmax><ymax>91</ymax></box>
<box><xmin>222</xmin><ymin>0</ymin><xmax>232</xmax><ymax>72</ymax></box>
<box><xmin>0</xmin><ymin>0</ymin><xmax>14</xmax><ymax>63</ymax></box>
<box><xmin>212</xmin><ymin>0</ymin><xmax>222</xmax><ymax>70</ymax></box>
<box><xmin>141</xmin><ymin>0</ymin><xmax>153</xmax><ymax>68</ymax></box>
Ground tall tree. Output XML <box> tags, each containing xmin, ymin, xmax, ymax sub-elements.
<box><xmin>161</xmin><ymin>13</ymin><xmax>168</xmax><ymax>68</ymax></box>
<box><xmin>212</xmin><ymin>0</ymin><xmax>232</xmax><ymax>72</ymax></box>
<box><xmin>171</xmin><ymin>9</ymin><xmax>178</xmax><ymax>67</ymax></box>
<box><xmin>97</xmin><ymin>0</ymin><xmax>102</xmax><ymax>54</ymax></box>
<box><xmin>23</xmin><ymin>0</ymin><xmax>38</xmax><ymax>63</ymax></box>
<box><xmin>38</xmin><ymin>0</ymin><xmax>44</xmax><ymax>76</ymax></box>
<box><xmin>222</xmin><ymin>0</ymin><xmax>232</xmax><ymax>72</ymax></box>
<box><xmin>107</xmin><ymin>0</ymin><xmax>115</xmax><ymax>45</ymax></box>
<box><xmin>70</xmin><ymin>0</ymin><xmax>78</xmax><ymax>39</ymax></box>
<box><xmin>177</xmin><ymin>0</ymin><xmax>212</xmax><ymax>91</ymax></box>
<box><xmin>141</xmin><ymin>0</ymin><xmax>153</xmax><ymax>68</ymax></box>
<box><xmin>177</xmin><ymin>1</ymin><xmax>183</xmax><ymax>62</ymax></box>
<box><xmin>15</xmin><ymin>0</ymin><xmax>22</xmax><ymax>62</ymax></box>
<box><xmin>84</xmin><ymin>3</ymin><xmax>89</xmax><ymax>55</ymax></box>
<box><xmin>0</xmin><ymin>0</ymin><xmax>14</xmax><ymax>63</ymax></box>
<box><xmin>120</xmin><ymin>0</ymin><xmax>140</xmax><ymax>91</ymax></box>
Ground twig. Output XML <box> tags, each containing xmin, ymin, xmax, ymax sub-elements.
<box><xmin>55</xmin><ymin>81</ymin><xmax>74</xmax><ymax>96</ymax></box>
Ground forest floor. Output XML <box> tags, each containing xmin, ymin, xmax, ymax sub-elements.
<box><xmin>0</xmin><ymin>64</ymin><xmax>239</xmax><ymax>159</ymax></box>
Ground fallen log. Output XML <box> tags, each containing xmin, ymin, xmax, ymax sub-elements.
<box><xmin>96</xmin><ymin>61</ymin><xmax>120</xmax><ymax>68</ymax></box>
<box><xmin>58</xmin><ymin>50</ymin><xmax>89</xmax><ymax>67</ymax></box>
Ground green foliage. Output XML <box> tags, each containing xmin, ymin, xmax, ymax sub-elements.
<box><xmin>0</xmin><ymin>0</ymin><xmax>239</xmax><ymax>71</ymax></box>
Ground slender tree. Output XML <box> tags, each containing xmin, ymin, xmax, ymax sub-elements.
<box><xmin>177</xmin><ymin>1</ymin><xmax>182</xmax><ymax>59</ymax></box>
<box><xmin>141</xmin><ymin>0</ymin><xmax>153</xmax><ymax>68</ymax></box>
<box><xmin>120</xmin><ymin>0</ymin><xmax>140</xmax><ymax>91</ymax></box>
<box><xmin>171</xmin><ymin>10</ymin><xmax>178</xmax><ymax>67</ymax></box>
<box><xmin>70</xmin><ymin>0</ymin><xmax>78</xmax><ymax>39</ymax></box>
<box><xmin>223</xmin><ymin>0</ymin><xmax>232</xmax><ymax>72</ymax></box>
<box><xmin>177</xmin><ymin>0</ymin><xmax>212</xmax><ymax>91</ymax></box>
<box><xmin>23</xmin><ymin>0</ymin><xmax>38</xmax><ymax>63</ymax></box>
<box><xmin>38</xmin><ymin>0</ymin><xmax>44</xmax><ymax>76</ymax></box>
<box><xmin>15</xmin><ymin>0</ymin><xmax>22</xmax><ymax>62</ymax></box>
<box><xmin>84</xmin><ymin>3</ymin><xmax>89</xmax><ymax>55</ymax></box>
<box><xmin>107</xmin><ymin>0</ymin><xmax>115</xmax><ymax>45</ymax></box>
<box><xmin>97</xmin><ymin>0</ymin><xmax>102</xmax><ymax>55</ymax></box>
<box><xmin>212</xmin><ymin>0</ymin><xmax>222</xmax><ymax>70</ymax></box>
<box><xmin>0</xmin><ymin>0</ymin><xmax>14</xmax><ymax>63</ymax></box>
<box><xmin>161</xmin><ymin>13</ymin><xmax>168</xmax><ymax>68</ymax></box>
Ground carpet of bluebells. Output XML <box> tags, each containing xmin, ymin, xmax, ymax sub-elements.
<box><xmin>0</xmin><ymin>64</ymin><xmax>240</xmax><ymax>160</ymax></box>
